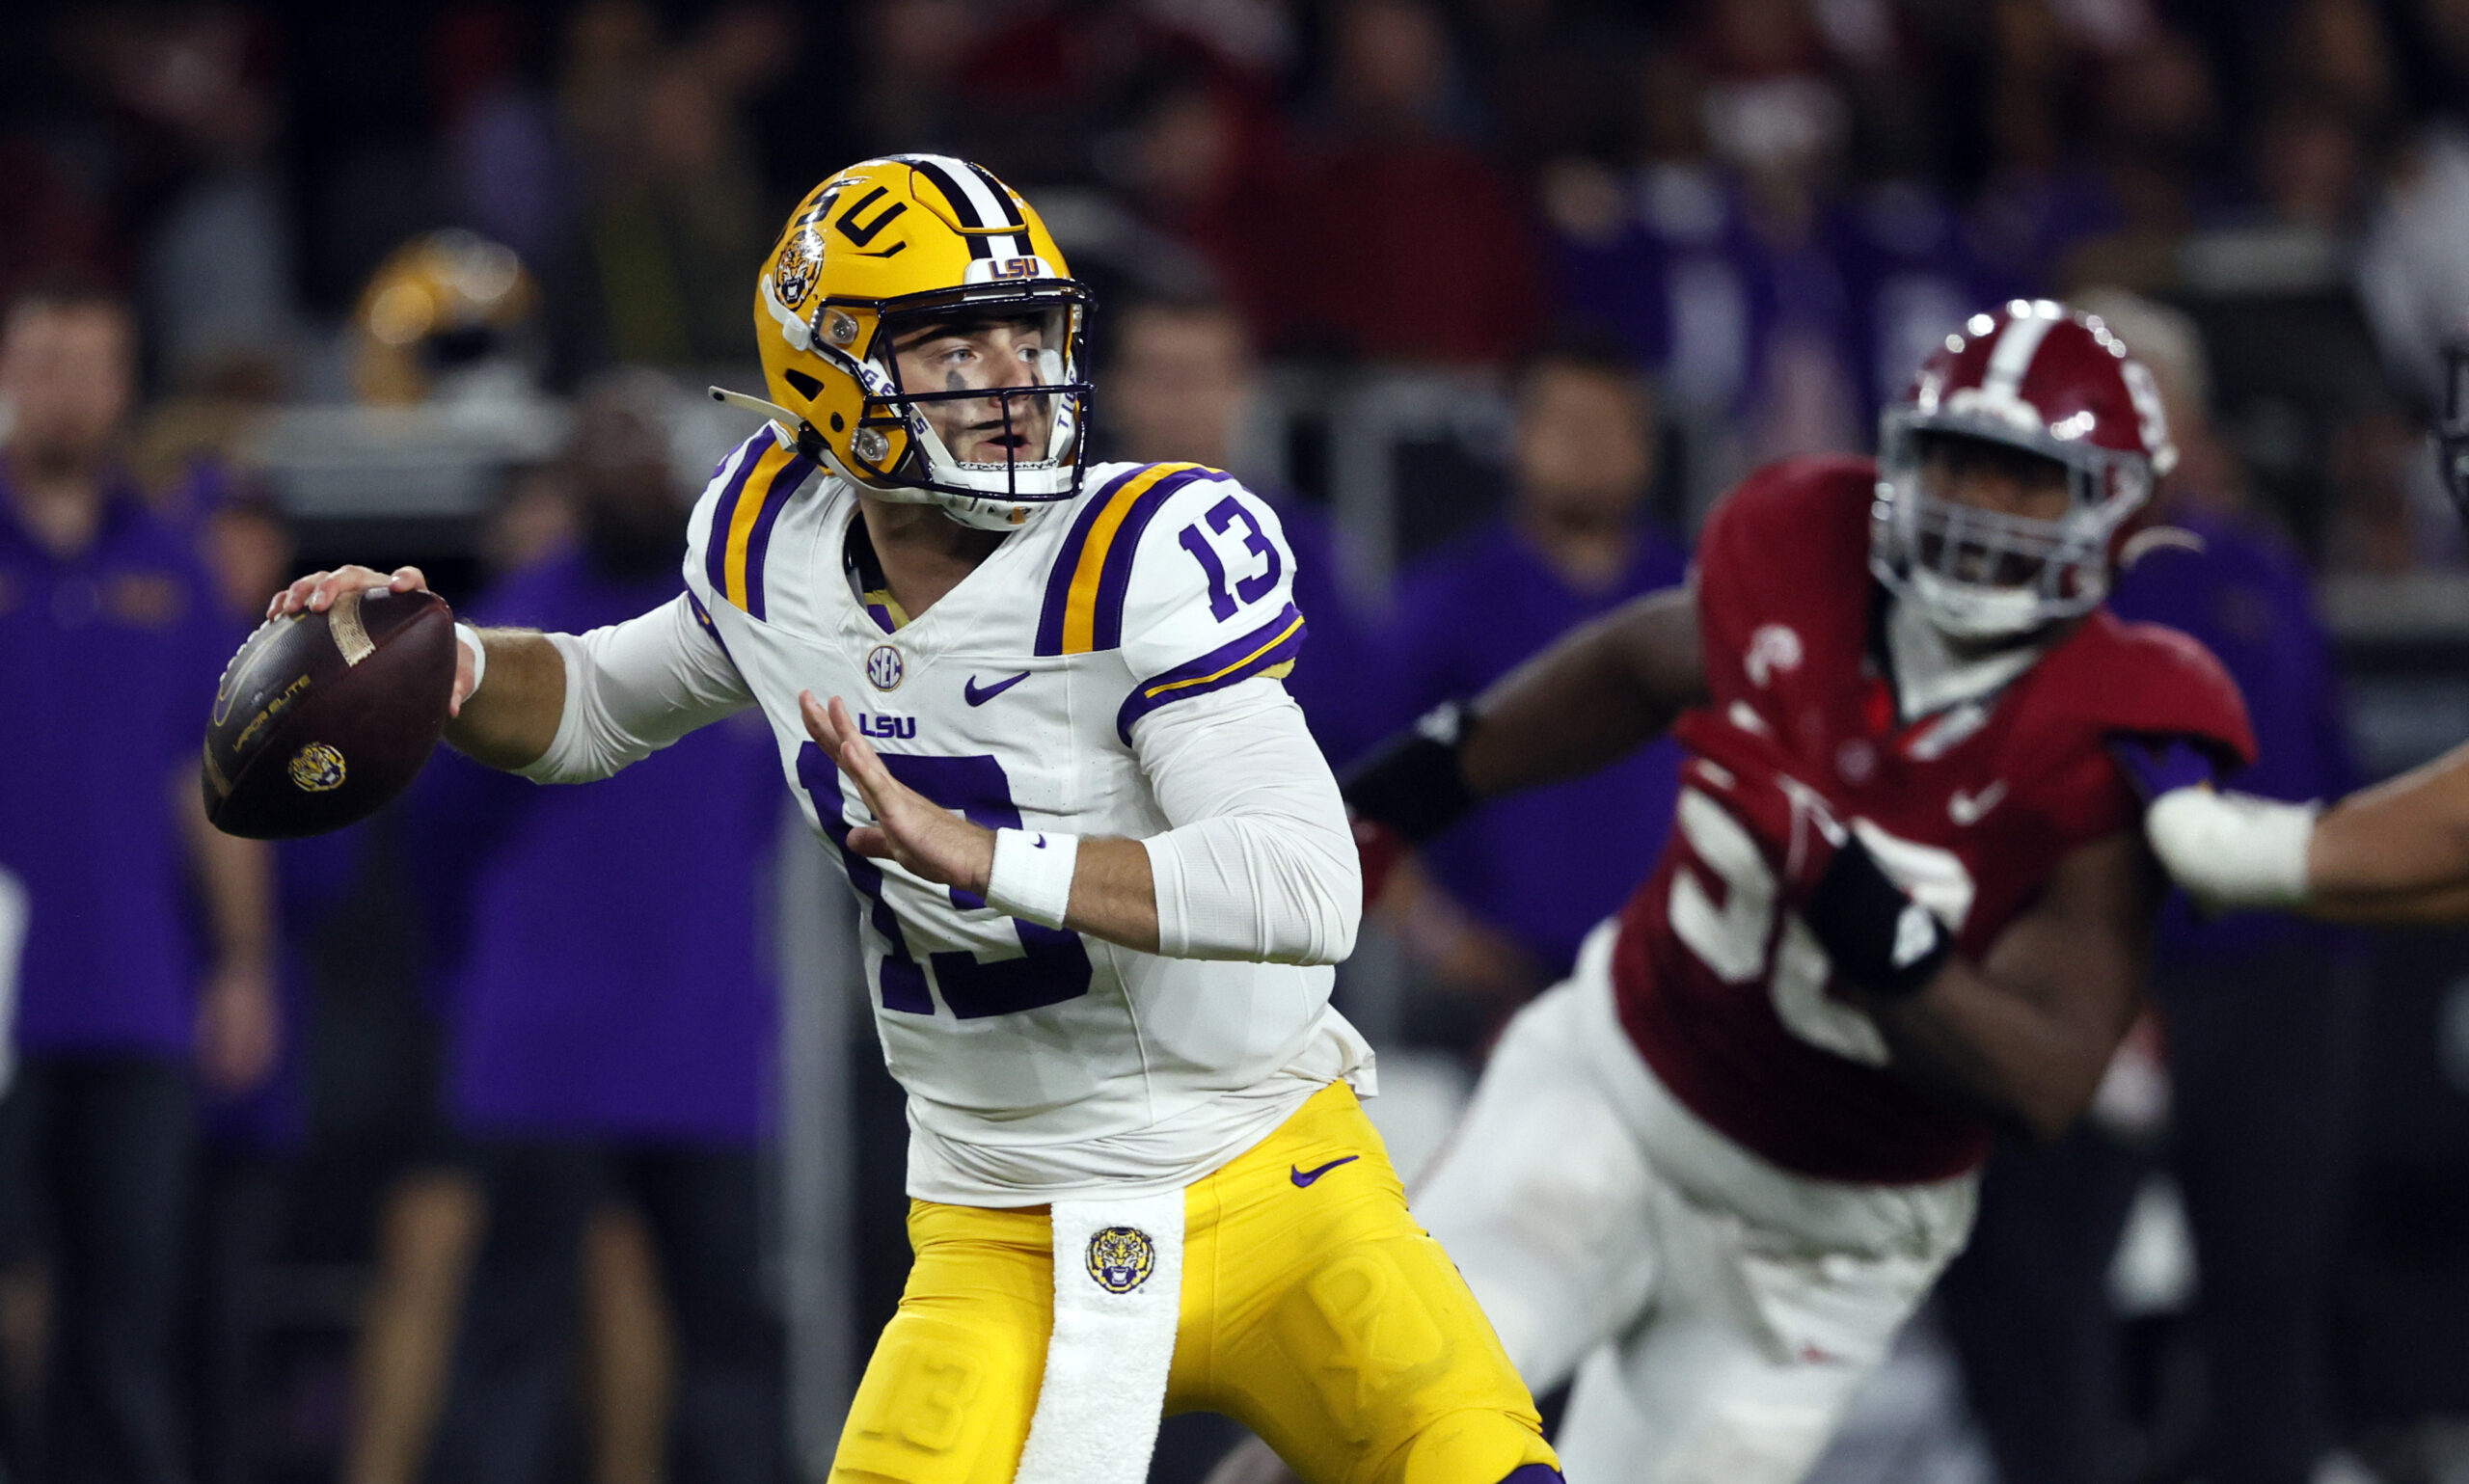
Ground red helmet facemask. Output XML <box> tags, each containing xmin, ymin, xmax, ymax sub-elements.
<box><xmin>1872</xmin><ymin>301</ymin><xmax>2177</xmax><ymax>642</ymax></box>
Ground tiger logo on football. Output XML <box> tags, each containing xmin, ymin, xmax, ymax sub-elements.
<box><xmin>288</xmin><ymin>742</ymin><xmax>347</xmax><ymax>793</ymax></box>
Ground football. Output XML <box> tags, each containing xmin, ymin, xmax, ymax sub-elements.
<box><xmin>202</xmin><ymin>586</ymin><xmax>458</xmax><ymax>839</ymax></box>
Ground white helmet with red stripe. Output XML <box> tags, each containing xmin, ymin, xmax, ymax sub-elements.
<box><xmin>1873</xmin><ymin>299</ymin><xmax>2177</xmax><ymax>641</ymax></box>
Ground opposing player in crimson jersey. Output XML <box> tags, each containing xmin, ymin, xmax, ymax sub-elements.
<box><xmin>1214</xmin><ymin>301</ymin><xmax>2255</xmax><ymax>1484</ymax></box>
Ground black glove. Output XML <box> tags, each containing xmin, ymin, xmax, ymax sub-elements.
<box><xmin>1799</xmin><ymin>834</ymin><xmax>1954</xmax><ymax>999</ymax></box>
<box><xmin>1342</xmin><ymin>700</ymin><xmax>1481</xmax><ymax>845</ymax></box>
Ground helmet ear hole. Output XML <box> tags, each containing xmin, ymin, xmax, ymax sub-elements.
<box><xmin>784</xmin><ymin>368</ymin><xmax>824</xmax><ymax>399</ymax></box>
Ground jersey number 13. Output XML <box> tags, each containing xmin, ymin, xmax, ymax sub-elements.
<box><xmin>799</xmin><ymin>742</ymin><xmax>1094</xmax><ymax>1018</ymax></box>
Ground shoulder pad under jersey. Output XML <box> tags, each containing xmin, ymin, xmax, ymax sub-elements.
<box><xmin>2026</xmin><ymin>608</ymin><xmax>2259</xmax><ymax>770</ymax></box>
<box><xmin>1695</xmin><ymin>455</ymin><xmax>1880</xmax><ymax>694</ymax></box>
<box><xmin>684</xmin><ymin>425</ymin><xmax>820</xmax><ymax>622</ymax></box>
<box><xmin>1029</xmin><ymin>462</ymin><xmax>1304</xmax><ymax>741</ymax></box>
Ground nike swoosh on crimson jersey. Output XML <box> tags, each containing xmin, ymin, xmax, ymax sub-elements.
<box><xmin>1947</xmin><ymin>780</ymin><xmax>2009</xmax><ymax>825</ymax></box>
<box><xmin>964</xmin><ymin>670</ymin><xmax>1031</xmax><ymax>706</ymax></box>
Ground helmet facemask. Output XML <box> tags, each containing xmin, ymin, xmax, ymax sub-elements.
<box><xmin>1872</xmin><ymin>418</ymin><xmax>2151</xmax><ymax>643</ymax></box>
<box><xmin>818</xmin><ymin>287</ymin><xmax>1095</xmax><ymax>531</ymax></box>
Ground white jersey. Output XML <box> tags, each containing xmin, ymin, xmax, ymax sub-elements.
<box><xmin>680</xmin><ymin>428</ymin><xmax>1371</xmax><ymax>1204</ymax></box>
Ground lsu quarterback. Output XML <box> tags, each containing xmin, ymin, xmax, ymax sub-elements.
<box><xmin>1216</xmin><ymin>303</ymin><xmax>2258</xmax><ymax>1484</ymax></box>
<box><xmin>268</xmin><ymin>156</ymin><xmax>1563</xmax><ymax>1483</ymax></box>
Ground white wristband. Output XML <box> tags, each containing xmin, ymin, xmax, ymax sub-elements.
<box><xmin>454</xmin><ymin>622</ymin><xmax>487</xmax><ymax>698</ymax></box>
<box><xmin>986</xmin><ymin>827</ymin><xmax>1080</xmax><ymax>928</ymax></box>
<box><xmin>2144</xmin><ymin>786</ymin><xmax>2317</xmax><ymax>908</ymax></box>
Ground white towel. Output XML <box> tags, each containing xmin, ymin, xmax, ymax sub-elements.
<box><xmin>1013</xmin><ymin>1188</ymin><xmax>1186</xmax><ymax>1484</ymax></box>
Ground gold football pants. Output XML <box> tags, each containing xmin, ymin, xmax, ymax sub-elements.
<box><xmin>830</xmin><ymin>1081</ymin><xmax>1560</xmax><ymax>1483</ymax></box>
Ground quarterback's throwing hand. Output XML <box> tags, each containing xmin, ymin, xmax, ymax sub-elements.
<box><xmin>265</xmin><ymin>563</ymin><xmax>480</xmax><ymax>716</ymax></box>
<box><xmin>800</xmin><ymin>690</ymin><xmax>996</xmax><ymax>895</ymax></box>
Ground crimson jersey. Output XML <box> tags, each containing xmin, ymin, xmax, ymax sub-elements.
<box><xmin>1613</xmin><ymin>456</ymin><xmax>2255</xmax><ymax>1185</ymax></box>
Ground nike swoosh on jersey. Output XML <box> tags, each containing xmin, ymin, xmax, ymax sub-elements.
<box><xmin>964</xmin><ymin>670</ymin><xmax>1031</xmax><ymax>706</ymax></box>
<box><xmin>1289</xmin><ymin>1155</ymin><xmax>1360</xmax><ymax>1188</ymax></box>
<box><xmin>1948</xmin><ymin>780</ymin><xmax>2009</xmax><ymax>825</ymax></box>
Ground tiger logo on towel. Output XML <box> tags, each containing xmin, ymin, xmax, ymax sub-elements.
<box><xmin>1085</xmin><ymin>1227</ymin><xmax>1156</xmax><ymax>1294</ymax></box>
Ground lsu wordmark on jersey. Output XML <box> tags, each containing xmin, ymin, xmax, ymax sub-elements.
<box><xmin>681</xmin><ymin>428</ymin><xmax>1559</xmax><ymax>1483</ymax></box>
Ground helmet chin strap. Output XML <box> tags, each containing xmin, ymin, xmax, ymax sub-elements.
<box><xmin>707</xmin><ymin>384</ymin><xmax>800</xmax><ymax>426</ymax></box>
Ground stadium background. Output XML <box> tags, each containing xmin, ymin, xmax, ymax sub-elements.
<box><xmin>6</xmin><ymin>0</ymin><xmax>2469</xmax><ymax>1480</ymax></box>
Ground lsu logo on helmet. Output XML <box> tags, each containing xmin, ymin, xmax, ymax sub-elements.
<box><xmin>773</xmin><ymin>230</ymin><xmax>824</xmax><ymax>310</ymax></box>
<box><xmin>1085</xmin><ymin>1226</ymin><xmax>1156</xmax><ymax>1294</ymax></box>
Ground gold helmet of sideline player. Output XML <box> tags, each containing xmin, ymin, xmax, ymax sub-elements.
<box><xmin>350</xmin><ymin>229</ymin><xmax>540</xmax><ymax>405</ymax></box>
<box><xmin>735</xmin><ymin>154</ymin><xmax>1094</xmax><ymax>531</ymax></box>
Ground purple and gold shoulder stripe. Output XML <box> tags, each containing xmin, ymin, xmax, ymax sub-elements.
<box><xmin>1035</xmin><ymin>462</ymin><xmax>1232</xmax><ymax>656</ymax></box>
<box><xmin>702</xmin><ymin>429</ymin><xmax>817</xmax><ymax>621</ymax></box>
<box><xmin>1116</xmin><ymin>602</ymin><xmax>1308</xmax><ymax>742</ymax></box>
<box><xmin>684</xmin><ymin>590</ymin><xmax>739</xmax><ymax>667</ymax></box>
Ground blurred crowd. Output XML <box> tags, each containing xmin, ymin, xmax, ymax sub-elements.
<box><xmin>9</xmin><ymin>0</ymin><xmax>2469</xmax><ymax>1482</ymax></box>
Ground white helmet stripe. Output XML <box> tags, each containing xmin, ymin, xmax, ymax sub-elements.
<box><xmin>1980</xmin><ymin>309</ymin><xmax>2056</xmax><ymax>403</ymax></box>
<box><xmin>965</xmin><ymin>161</ymin><xmax>1029</xmax><ymax>260</ymax></box>
<box><xmin>902</xmin><ymin>153</ymin><xmax>1025</xmax><ymax>260</ymax></box>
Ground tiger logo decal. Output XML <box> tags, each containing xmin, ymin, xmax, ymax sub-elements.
<box><xmin>774</xmin><ymin>231</ymin><xmax>825</xmax><ymax>310</ymax></box>
<box><xmin>1085</xmin><ymin>1226</ymin><xmax>1156</xmax><ymax>1295</ymax></box>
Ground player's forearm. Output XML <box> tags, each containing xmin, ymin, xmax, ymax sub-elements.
<box><xmin>1841</xmin><ymin>832</ymin><xmax>2150</xmax><ymax>1141</ymax></box>
<box><xmin>1135</xmin><ymin>684</ymin><xmax>1360</xmax><ymax>963</ymax></box>
<box><xmin>2146</xmin><ymin>759</ymin><xmax>2469</xmax><ymax>920</ymax></box>
<box><xmin>1063</xmin><ymin>838</ymin><xmax>1161</xmax><ymax>953</ymax></box>
<box><xmin>971</xmin><ymin>829</ymin><xmax>1160</xmax><ymax>951</ymax></box>
<box><xmin>1142</xmin><ymin>813</ymin><xmax>1359</xmax><ymax>964</ymax></box>
<box><xmin>1862</xmin><ymin>960</ymin><xmax>2130</xmax><ymax>1141</ymax></box>
<box><xmin>176</xmin><ymin>774</ymin><xmax>275</xmax><ymax>972</ymax></box>
<box><xmin>1458</xmin><ymin>586</ymin><xmax>1706</xmax><ymax>797</ymax></box>
<box><xmin>2308</xmin><ymin>743</ymin><xmax>2469</xmax><ymax>903</ymax></box>
<box><xmin>1017</xmin><ymin>819</ymin><xmax>1358</xmax><ymax>962</ymax></box>
<box><xmin>444</xmin><ymin>629</ymin><xmax>566</xmax><ymax>771</ymax></box>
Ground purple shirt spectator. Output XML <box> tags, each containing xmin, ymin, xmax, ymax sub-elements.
<box><xmin>1558</xmin><ymin>168</ymin><xmax>2010</xmax><ymax>441</ymax></box>
<box><xmin>1388</xmin><ymin>518</ymin><xmax>1690</xmax><ymax>974</ymax></box>
<box><xmin>0</xmin><ymin>479</ymin><xmax>233</xmax><ymax>1060</ymax></box>
<box><xmin>2107</xmin><ymin>507</ymin><xmax>2355</xmax><ymax>958</ymax></box>
<box><xmin>1835</xmin><ymin>181</ymin><xmax>2021</xmax><ymax>415</ymax></box>
<box><xmin>409</xmin><ymin>554</ymin><xmax>780</xmax><ymax>1146</ymax></box>
<box><xmin>1265</xmin><ymin>492</ymin><xmax>1391</xmax><ymax>771</ymax></box>
<box><xmin>201</xmin><ymin>828</ymin><xmax>365</xmax><ymax>1151</ymax></box>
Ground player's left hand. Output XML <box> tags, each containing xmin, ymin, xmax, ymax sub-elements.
<box><xmin>800</xmin><ymin>690</ymin><xmax>996</xmax><ymax>895</ymax></box>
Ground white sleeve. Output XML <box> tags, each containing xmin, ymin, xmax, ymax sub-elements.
<box><xmin>516</xmin><ymin>593</ymin><xmax>758</xmax><ymax>784</ymax></box>
<box><xmin>1132</xmin><ymin>676</ymin><xmax>1361</xmax><ymax>964</ymax></box>
<box><xmin>2143</xmin><ymin>785</ymin><xmax>2315</xmax><ymax>908</ymax></box>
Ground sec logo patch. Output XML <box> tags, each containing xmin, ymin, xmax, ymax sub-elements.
<box><xmin>1085</xmin><ymin>1226</ymin><xmax>1155</xmax><ymax>1294</ymax></box>
<box><xmin>866</xmin><ymin>646</ymin><xmax>904</xmax><ymax>690</ymax></box>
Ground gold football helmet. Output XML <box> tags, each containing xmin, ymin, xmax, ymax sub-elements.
<box><xmin>719</xmin><ymin>154</ymin><xmax>1094</xmax><ymax>530</ymax></box>
<box><xmin>349</xmin><ymin>229</ymin><xmax>539</xmax><ymax>405</ymax></box>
